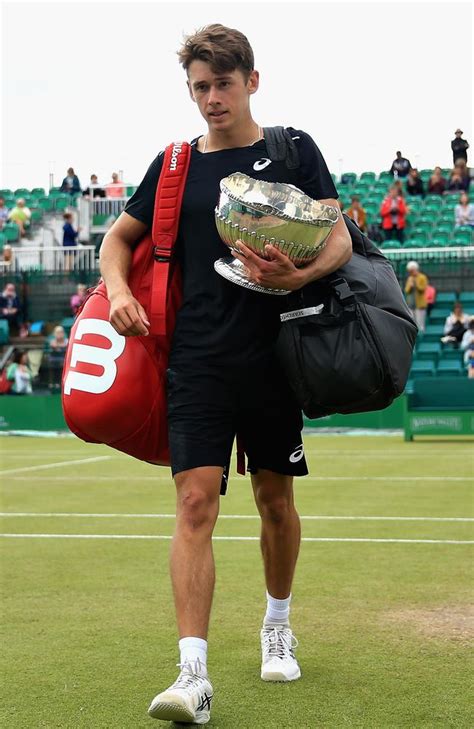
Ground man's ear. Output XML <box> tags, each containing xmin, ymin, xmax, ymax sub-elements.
<box><xmin>187</xmin><ymin>80</ymin><xmax>196</xmax><ymax>102</ymax></box>
<box><xmin>247</xmin><ymin>70</ymin><xmax>260</xmax><ymax>96</ymax></box>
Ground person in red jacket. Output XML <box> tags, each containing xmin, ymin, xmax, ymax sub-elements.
<box><xmin>380</xmin><ymin>185</ymin><xmax>408</xmax><ymax>243</ymax></box>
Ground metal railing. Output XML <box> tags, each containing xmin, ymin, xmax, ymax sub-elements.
<box><xmin>9</xmin><ymin>246</ymin><xmax>97</xmax><ymax>273</ymax></box>
<box><xmin>77</xmin><ymin>194</ymin><xmax>131</xmax><ymax>240</ymax></box>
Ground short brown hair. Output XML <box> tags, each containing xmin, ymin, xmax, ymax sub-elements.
<box><xmin>177</xmin><ymin>24</ymin><xmax>254</xmax><ymax>79</ymax></box>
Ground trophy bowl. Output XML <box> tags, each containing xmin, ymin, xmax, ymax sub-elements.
<box><xmin>214</xmin><ymin>172</ymin><xmax>339</xmax><ymax>295</ymax></box>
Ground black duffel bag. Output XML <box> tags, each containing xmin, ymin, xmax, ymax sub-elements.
<box><xmin>276</xmin><ymin>215</ymin><xmax>418</xmax><ymax>418</ymax></box>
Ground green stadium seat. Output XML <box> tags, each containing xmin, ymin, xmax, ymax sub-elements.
<box><xmin>410</xmin><ymin>361</ymin><xmax>436</xmax><ymax>377</ymax></box>
<box><xmin>459</xmin><ymin>292</ymin><xmax>474</xmax><ymax>307</ymax></box>
<box><xmin>422</xmin><ymin>324</ymin><xmax>444</xmax><ymax>343</ymax></box>
<box><xmin>0</xmin><ymin>189</ymin><xmax>13</xmax><ymax>197</ymax></box>
<box><xmin>416</xmin><ymin>342</ymin><xmax>442</xmax><ymax>361</ymax></box>
<box><xmin>359</xmin><ymin>171</ymin><xmax>376</xmax><ymax>182</ymax></box>
<box><xmin>429</xmin><ymin>308</ymin><xmax>451</xmax><ymax>325</ymax></box>
<box><xmin>378</xmin><ymin>171</ymin><xmax>392</xmax><ymax>182</ymax></box>
<box><xmin>31</xmin><ymin>187</ymin><xmax>46</xmax><ymax>197</ymax></box>
<box><xmin>440</xmin><ymin>347</ymin><xmax>464</xmax><ymax>362</ymax></box>
<box><xmin>30</xmin><ymin>209</ymin><xmax>43</xmax><ymax>224</ymax></box>
<box><xmin>48</xmin><ymin>188</ymin><xmax>63</xmax><ymax>198</ymax></box>
<box><xmin>14</xmin><ymin>188</ymin><xmax>30</xmax><ymax>197</ymax></box>
<box><xmin>424</xmin><ymin>195</ymin><xmax>444</xmax><ymax>207</ymax></box>
<box><xmin>417</xmin><ymin>212</ymin><xmax>438</xmax><ymax>226</ymax></box>
<box><xmin>54</xmin><ymin>195</ymin><xmax>70</xmax><ymax>212</ymax></box>
<box><xmin>436</xmin><ymin>360</ymin><xmax>464</xmax><ymax>376</ymax></box>
<box><xmin>430</xmin><ymin>234</ymin><xmax>450</xmax><ymax>247</ymax></box>
<box><xmin>436</xmin><ymin>223</ymin><xmax>454</xmax><ymax>236</ymax></box>
<box><xmin>60</xmin><ymin>317</ymin><xmax>75</xmax><ymax>336</ymax></box>
<box><xmin>452</xmin><ymin>228</ymin><xmax>473</xmax><ymax>245</ymax></box>
<box><xmin>126</xmin><ymin>186</ymin><xmax>138</xmax><ymax>196</ymax></box>
<box><xmin>340</xmin><ymin>172</ymin><xmax>357</xmax><ymax>185</ymax></box>
<box><xmin>37</xmin><ymin>196</ymin><xmax>54</xmax><ymax>212</ymax></box>
<box><xmin>381</xmin><ymin>240</ymin><xmax>402</xmax><ymax>250</ymax></box>
<box><xmin>402</xmin><ymin>239</ymin><xmax>423</xmax><ymax>249</ymax></box>
<box><xmin>0</xmin><ymin>232</ymin><xmax>6</xmax><ymax>252</ymax></box>
<box><xmin>435</xmin><ymin>292</ymin><xmax>458</xmax><ymax>306</ymax></box>
<box><xmin>438</xmin><ymin>212</ymin><xmax>455</xmax><ymax>225</ymax></box>
<box><xmin>2</xmin><ymin>223</ymin><xmax>20</xmax><ymax>242</ymax></box>
<box><xmin>0</xmin><ymin>319</ymin><xmax>9</xmax><ymax>344</ymax></box>
<box><xmin>419</xmin><ymin>169</ymin><xmax>434</xmax><ymax>182</ymax></box>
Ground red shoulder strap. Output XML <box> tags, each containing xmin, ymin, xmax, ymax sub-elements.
<box><xmin>149</xmin><ymin>141</ymin><xmax>191</xmax><ymax>335</ymax></box>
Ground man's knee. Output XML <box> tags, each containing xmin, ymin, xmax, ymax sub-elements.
<box><xmin>175</xmin><ymin>471</ymin><xmax>221</xmax><ymax>533</ymax></box>
<box><xmin>253</xmin><ymin>475</ymin><xmax>296</xmax><ymax>525</ymax></box>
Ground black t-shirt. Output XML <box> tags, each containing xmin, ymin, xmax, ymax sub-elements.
<box><xmin>125</xmin><ymin>127</ymin><xmax>338</xmax><ymax>368</ymax></box>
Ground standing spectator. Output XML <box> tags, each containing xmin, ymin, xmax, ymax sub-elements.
<box><xmin>425</xmin><ymin>283</ymin><xmax>437</xmax><ymax>316</ymax></box>
<box><xmin>461</xmin><ymin>319</ymin><xmax>474</xmax><ymax>374</ymax></box>
<box><xmin>47</xmin><ymin>325</ymin><xmax>69</xmax><ymax>389</ymax></box>
<box><xmin>60</xmin><ymin>167</ymin><xmax>81</xmax><ymax>194</ymax></box>
<box><xmin>0</xmin><ymin>197</ymin><xmax>9</xmax><ymax>229</ymax></box>
<box><xmin>404</xmin><ymin>261</ymin><xmax>428</xmax><ymax>332</ymax></box>
<box><xmin>105</xmin><ymin>172</ymin><xmax>125</xmax><ymax>198</ymax></box>
<box><xmin>406</xmin><ymin>168</ymin><xmax>424</xmax><ymax>197</ymax></box>
<box><xmin>390</xmin><ymin>151</ymin><xmax>411</xmax><ymax>178</ymax></box>
<box><xmin>82</xmin><ymin>174</ymin><xmax>106</xmax><ymax>198</ymax></box>
<box><xmin>70</xmin><ymin>283</ymin><xmax>87</xmax><ymax>315</ymax></box>
<box><xmin>455</xmin><ymin>193</ymin><xmax>474</xmax><ymax>227</ymax></box>
<box><xmin>345</xmin><ymin>195</ymin><xmax>367</xmax><ymax>232</ymax></box>
<box><xmin>0</xmin><ymin>282</ymin><xmax>22</xmax><ymax>334</ymax></box>
<box><xmin>380</xmin><ymin>185</ymin><xmax>408</xmax><ymax>243</ymax></box>
<box><xmin>62</xmin><ymin>212</ymin><xmax>80</xmax><ymax>271</ymax></box>
<box><xmin>8</xmin><ymin>198</ymin><xmax>31</xmax><ymax>237</ymax></box>
<box><xmin>441</xmin><ymin>302</ymin><xmax>470</xmax><ymax>344</ymax></box>
<box><xmin>451</xmin><ymin>128</ymin><xmax>469</xmax><ymax>165</ymax></box>
<box><xmin>6</xmin><ymin>351</ymin><xmax>32</xmax><ymax>394</ymax></box>
<box><xmin>427</xmin><ymin>167</ymin><xmax>447</xmax><ymax>195</ymax></box>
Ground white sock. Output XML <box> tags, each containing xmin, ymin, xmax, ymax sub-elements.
<box><xmin>264</xmin><ymin>591</ymin><xmax>291</xmax><ymax>626</ymax></box>
<box><xmin>179</xmin><ymin>637</ymin><xmax>208</xmax><ymax>673</ymax></box>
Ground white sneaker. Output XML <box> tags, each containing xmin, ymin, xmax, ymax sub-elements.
<box><xmin>148</xmin><ymin>659</ymin><xmax>213</xmax><ymax>724</ymax></box>
<box><xmin>260</xmin><ymin>624</ymin><xmax>301</xmax><ymax>682</ymax></box>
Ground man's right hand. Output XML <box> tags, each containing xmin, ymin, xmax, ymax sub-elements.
<box><xmin>109</xmin><ymin>291</ymin><xmax>150</xmax><ymax>337</ymax></box>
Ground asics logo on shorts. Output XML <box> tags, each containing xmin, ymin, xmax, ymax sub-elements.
<box><xmin>253</xmin><ymin>158</ymin><xmax>272</xmax><ymax>171</ymax></box>
<box><xmin>289</xmin><ymin>444</ymin><xmax>304</xmax><ymax>463</ymax></box>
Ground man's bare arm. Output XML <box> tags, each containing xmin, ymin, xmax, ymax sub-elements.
<box><xmin>230</xmin><ymin>199</ymin><xmax>352</xmax><ymax>290</ymax></box>
<box><xmin>99</xmin><ymin>212</ymin><xmax>151</xmax><ymax>336</ymax></box>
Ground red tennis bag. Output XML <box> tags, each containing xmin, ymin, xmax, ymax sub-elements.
<box><xmin>61</xmin><ymin>142</ymin><xmax>191</xmax><ymax>464</ymax></box>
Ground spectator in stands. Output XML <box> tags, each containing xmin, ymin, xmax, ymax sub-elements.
<box><xmin>406</xmin><ymin>168</ymin><xmax>424</xmax><ymax>197</ymax></box>
<box><xmin>63</xmin><ymin>212</ymin><xmax>79</xmax><ymax>247</ymax></box>
<box><xmin>8</xmin><ymin>198</ymin><xmax>31</xmax><ymax>237</ymax></box>
<box><xmin>447</xmin><ymin>168</ymin><xmax>469</xmax><ymax>193</ymax></box>
<box><xmin>455</xmin><ymin>193</ymin><xmax>474</xmax><ymax>227</ymax></box>
<box><xmin>453</xmin><ymin>159</ymin><xmax>471</xmax><ymax>190</ymax></box>
<box><xmin>345</xmin><ymin>195</ymin><xmax>367</xmax><ymax>232</ymax></box>
<box><xmin>404</xmin><ymin>261</ymin><xmax>428</xmax><ymax>332</ymax></box>
<box><xmin>451</xmin><ymin>128</ymin><xmax>469</xmax><ymax>165</ymax></box>
<box><xmin>380</xmin><ymin>185</ymin><xmax>407</xmax><ymax>243</ymax></box>
<box><xmin>0</xmin><ymin>282</ymin><xmax>22</xmax><ymax>334</ymax></box>
<box><xmin>441</xmin><ymin>302</ymin><xmax>470</xmax><ymax>344</ymax></box>
<box><xmin>0</xmin><ymin>197</ymin><xmax>9</xmax><ymax>229</ymax></box>
<box><xmin>461</xmin><ymin>319</ymin><xmax>474</xmax><ymax>375</ymax></box>
<box><xmin>427</xmin><ymin>167</ymin><xmax>447</xmax><ymax>195</ymax></box>
<box><xmin>390</xmin><ymin>151</ymin><xmax>411</xmax><ymax>178</ymax></box>
<box><xmin>105</xmin><ymin>172</ymin><xmax>125</xmax><ymax>198</ymax></box>
<box><xmin>70</xmin><ymin>283</ymin><xmax>87</xmax><ymax>315</ymax></box>
<box><xmin>47</xmin><ymin>325</ymin><xmax>69</xmax><ymax>389</ymax></box>
<box><xmin>425</xmin><ymin>283</ymin><xmax>437</xmax><ymax>316</ymax></box>
<box><xmin>6</xmin><ymin>350</ymin><xmax>32</xmax><ymax>395</ymax></box>
<box><xmin>60</xmin><ymin>167</ymin><xmax>81</xmax><ymax>194</ymax></box>
<box><xmin>82</xmin><ymin>174</ymin><xmax>106</xmax><ymax>199</ymax></box>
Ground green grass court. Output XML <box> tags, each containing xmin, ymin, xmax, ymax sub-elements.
<box><xmin>1</xmin><ymin>435</ymin><xmax>473</xmax><ymax>728</ymax></box>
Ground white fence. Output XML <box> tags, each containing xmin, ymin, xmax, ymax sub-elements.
<box><xmin>8</xmin><ymin>246</ymin><xmax>97</xmax><ymax>273</ymax></box>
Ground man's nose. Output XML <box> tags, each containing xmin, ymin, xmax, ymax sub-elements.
<box><xmin>207</xmin><ymin>85</ymin><xmax>221</xmax><ymax>106</ymax></box>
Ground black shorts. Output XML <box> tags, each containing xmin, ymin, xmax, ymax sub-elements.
<box><xmin>167</xmin><ymin>362</ymin><xmax>308</xmax><ymax>490</ymax></box>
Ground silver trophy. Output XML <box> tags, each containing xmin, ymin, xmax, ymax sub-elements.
<box><xmin>214</xmin><ymin>172</ymin><xmax>339</xmax><ymax>295</ymax></box>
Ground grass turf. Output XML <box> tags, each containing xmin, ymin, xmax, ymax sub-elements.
<box><xmin>0</xmin><ymin>434</ymin><xmax>473</xmax><ymax>728</ymax></box>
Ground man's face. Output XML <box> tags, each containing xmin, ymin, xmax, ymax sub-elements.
<box><xmin>187</xmin><ymin>60</ymin><xmax>259</xmax><ymax>132</ymax></box>
<box><xmin>6</xmin><ymin>285</ymin><xmax>15</xmax><ymax>295</ymax></box>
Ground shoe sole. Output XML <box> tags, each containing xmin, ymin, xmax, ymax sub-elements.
<box><xmin>261</xmin><ymin>668</ymin><xmax>301</xmax><ymax>682</ymax></box>
<box><xmin>148</xmin><ymin>700</ymin><xmax>210</xmax><ymax>724</ymax></box>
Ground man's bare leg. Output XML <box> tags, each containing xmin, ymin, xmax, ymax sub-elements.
<box><xmin>170</xmin><ymin>466</ymin><xmax>222</xmax><ymax>639</ymax></box>
<box><xmin>251</xmin><ymin>470</ymin><xmax>301</xmax><ymax>598</ymax></box>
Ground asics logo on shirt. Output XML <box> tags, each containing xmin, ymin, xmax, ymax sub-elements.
<box><xmin>289</xmin><ymin>444</ymin><xmax>304</xmax><ymax>463</ymax></box>
<box><xmin>253</xmin><ymin>158</ymin><xmax>272</xmax><ymax>171</ymax></box>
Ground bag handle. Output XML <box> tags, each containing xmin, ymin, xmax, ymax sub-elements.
<box><xmin>149</xmin><ymin>142</ymin><xmax>191</xmax><ymax>336</ymax></box>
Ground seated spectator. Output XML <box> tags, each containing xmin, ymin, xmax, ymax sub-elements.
<box><xmin>0</xmin><ymin>197</ymin><xmax>9</xmax><ymax>229</ymax></box>
<box><xmin>0</xmin><ymin>282</ymin><xmax>22</xmax><ymax>334</ymax></box>
<box><xmin>406</xmin><ymin>168</ymin><xmax>424</xmax><ymax>197</ymax></box>
<box><xmin>441</xmin><ymin>302</ymin><xmax>471</xmax><ymax>344</ymax></box>
<box><xmin>8</xmin><ymin>198</ymin><xmax>31</xmax><ymax>236</ymax></box>
<box><xmin>70</xmin><ymin>283</ymin><xmax>87</xmax><ymax>315</ymax></box>
<box><xmin>82</xmin><ymin>174</ymin><xmax>106</xmax><ymax>199</ymax></box>
<box><xmin>453</xmin><ymin>159</ymin><xmax>471</xmax><ymax>190</ymax></box>
<box><xmin>345</xmin><ymin>196</ymin><xmax>367</xmax><ymax>232</ymax></box>
<box><xmin>461</xmin><ymin>318</ymin><xmax>474</xmax><ymax>363</ymax></box>
<box><xmin>380</xmin><ymin>185</ymin><xmax>407</xmax><ymax>243</ymax></box>
<box><xmin>455</xmin><ymin>193</ymin><xmax>474</xmax><ymax>227</ymax></box>
<box><xmin>105</xmin><ymin>172</ymin><xmax>125</xmax><ymax>198</ymax></box>
<box><xmin>390</xmin><ymin>151</ymin><xmax>411</xmax><ymax>178</ymax></box>
<box><xmin>60</xmin><ymin>167</ymin><xmax>81</xmax><ymax>194</ymax></box>
<box><xmin>47</xmin><ymin>325</ymin><xmax>69</xmax><ymax>389</ymax></box>
<box><xmin>447</xmin><ymin>168</ymin><xmax>469</xmax><ymax>193</ymax></box>
<box><xmin>425</xmin><ymin>283</ymin><xmax>437</xmax><ymax>316</ymax></box>
<box><xmin>6</xmin><ymin>350</ymin><xmax>32</xmax><ymax>395</ymax></box>
<box><xmin>427</xmin><ymin>167</ymin><xmax>447</xmax><ymax>195</ymax></box>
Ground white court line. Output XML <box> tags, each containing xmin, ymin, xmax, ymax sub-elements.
<box><xmin>0</xmin><ymin>456</ymin><xmax>111</xmax><ymax>476</ymax></box>
<box><xmin>0</xmin><ymin>533</ymin><xmax>472</xmax><ymax>545</ymax></box>
<box><xmin>1</xmin><ymin>513</ymin><xmax>473</xmax><ymax>523</ymax></box>
<box><xmin>4</xmin><ymin>475</ymin><xmax>472</xmax><ymax>482</ymax></box>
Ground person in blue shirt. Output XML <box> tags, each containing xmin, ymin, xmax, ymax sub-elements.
<box><xmin>62</xmin><ymin>212</ymin><xmax>79</xmax><ymax>247</ymax></box>
<box><xmin>60</xmin><ymin>167</ymin><xmax>81</xmax><ymax>194</ymax></box>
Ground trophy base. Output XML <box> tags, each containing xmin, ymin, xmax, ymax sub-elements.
<box><xmin>214</xmin><ymin>257</ymin><xmax>290</xmax><ymax>296</ymax></box>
